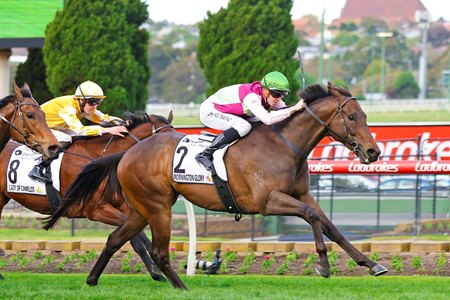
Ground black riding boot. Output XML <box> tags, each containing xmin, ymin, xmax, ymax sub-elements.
<box><xmin>195</xmin><ymin>128</ymin><xmax>240</xmax><ymax>171</ymax></box>
<box><xmin>28</xmin><ymin>159</ymin><xmax>53</xmax><ymax>183</ymax></box>
<box><xmin>28</xmin><ymin>141</ymin><xmax>69</xmax><ymax>183</ymax></box>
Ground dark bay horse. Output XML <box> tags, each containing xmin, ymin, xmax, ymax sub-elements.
<box><xmin>0</xmin><ymin>111</ymin><xmax>173</xmax><ymax>281</ymax></box>
<box><xmin>46</xmin><ymin>82</ymin><xmax>388</xmax><ymax>289</ymax></box>
<box><xmin>0</xmin><ymin>82</ymin><xmax>61</xmax><ymax>156</ymax></box>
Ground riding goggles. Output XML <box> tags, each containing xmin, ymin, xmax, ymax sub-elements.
<box><xmin>269</xmin><ymin>89</ymin><xmax>289</xmax><ymax>98</ymax></box>
<box><xmin>86</xmin><ymin>98</ymin><xmax>102</xmax><ymax>106</ymax></box>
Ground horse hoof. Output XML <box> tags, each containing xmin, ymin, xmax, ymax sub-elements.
<box><xmin>370</xmin><ymin>264</ymin><xmax>388</xmax><ymax>276</ymax></box>
<box><xmin>151</xmin><ymin>274</ymin><xmax>167</xmax><ymax>282</ymax></box>
<box><xmin>315</xmin><ymin>265</ymin><xmax>330</xmax><ymax>278</ymax></box>
<box><xmin>86</xmin><ymin>278</ymin><xmax>98</xmax><ymax>286</ymax></box>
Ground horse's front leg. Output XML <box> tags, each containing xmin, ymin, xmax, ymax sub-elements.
<box><xmin>86</xmin><ymin>209</ymin><xmax>148</xmax><ymax>286</ymax></box>
<box><xmin>303</xmin><ymin>194</ymin><xmax>388</xmax><ymax>276</ymax></box>
<box><xmin>263</xmin><ymin>191</ymin><xmax>330</xmax><ymax>277</ymax></box>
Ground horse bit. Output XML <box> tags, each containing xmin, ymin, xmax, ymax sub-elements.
<box><xmin>0</xmin><ymin>99</ymin><xmax>41</xmax><ymax>148</ymax></box>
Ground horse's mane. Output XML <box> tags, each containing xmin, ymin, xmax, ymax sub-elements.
<box><xmin>0</xmin><ymin>95</ymin><xmax>15</xmax><ymax>109</ymax></box>
<box><xmin>122</xmin><ymin>111</ymin><xmax>149</xmax><ymax>130</ymax></box>
<box><xmin>299</xmin><ymin>83</ymin><xmax>352</xmax><ymax>106</ymax></box>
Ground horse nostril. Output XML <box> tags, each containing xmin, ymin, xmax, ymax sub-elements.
<box><xmin>367</xmin><ymin>148</ymin><xmax>380</xmax><ymax>160</ymax></box>
<box><xmin>49</xmin><ymin>144</ymin><xmax>62</xmax><ymax>154</ymax></box>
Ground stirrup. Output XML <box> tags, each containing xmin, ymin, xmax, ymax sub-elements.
<box><xmin>195</xmin><ymin>153</ymin><xmax>213</xmax><ymax>170</ymax></box>
<box><xmin>28</xmin><ymin>167</ymin><xmax>52</xmax><ymax>183</ymax></box>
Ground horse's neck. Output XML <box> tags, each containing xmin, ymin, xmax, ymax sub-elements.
<box><xmin>280</xmin><ymin>98</ymin><xmax>335</xmax><ymax>157</ymax></box>
<box><xmin>75</xmin><ymin>123</ymin><xmax>152</xmax><ymax>157</ymax></box>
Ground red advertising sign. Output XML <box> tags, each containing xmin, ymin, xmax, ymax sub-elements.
<box><xmin>178</xmin><ymin>124</ymin><xmax>450</xmax><ymax>161</ymax></box>
<box><xmin>308</xmin><ymin>160</ymin><xmax>450</xmax><ymax>174</ymax></box>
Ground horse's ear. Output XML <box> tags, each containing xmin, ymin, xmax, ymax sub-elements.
<box><xmin>327</xmin><ymin>81</ymin><xmax>339</xmax><ymax>98</ymax></box>
<box><xmin>13</xmin><ymin>82</ymin><xmax>23</xmax><ymax>100</ymax></box>
<box><xmin>23</xmin><ymin>82</ymin><xmax>33</xmax><ymax>97</ymax></box>
<box><xmin>168</xmin><ymin>110</ymin><xmax>173</xmax><ymax>124</ymax></box>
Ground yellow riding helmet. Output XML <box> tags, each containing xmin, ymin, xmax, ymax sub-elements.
<box><xmin>74</xmin><ymin>81</ymin><xmax>106</xmax><ymax>99</ymax></box>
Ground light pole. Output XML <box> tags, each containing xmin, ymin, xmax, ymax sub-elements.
<box><xmin>376</xmin><ymin>32</ymin><xmax>393</xmax><ymax>99</ymax></box>
<box><xmin>416</xmin><ymin>10</ymin><xmax>430</xmax><ymax>100</ymax></box>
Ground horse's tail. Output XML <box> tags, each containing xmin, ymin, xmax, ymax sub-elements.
<box><xmin>42</xmin><ymin>152</ymin><xmax>125</xmax><ymax>230</ymax></box>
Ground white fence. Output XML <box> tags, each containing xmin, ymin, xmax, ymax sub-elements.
<box><xmin>146</xmin><ymin>98</ymin><xmax>450</xmax><ymax>117</ymax></box>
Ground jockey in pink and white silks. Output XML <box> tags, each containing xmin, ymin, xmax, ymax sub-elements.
<box><xmin>195</xmin><ymin>71</ymin><xmax>306</xmax><ymax>171</ymax></box>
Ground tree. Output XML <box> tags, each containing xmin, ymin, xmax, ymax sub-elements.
<box><xmin>43</xmin><ymin>0</ymin><xmax>150</xmax><ymax>116</ymax></box>
<box><xmin>391</xmin><ymin>72</ymin><xmax>419</xmax><ymax>99</ymax></box>
<box><xmin>14</xmin><ymin>48</ymin><xmax>52</xmax><ymax>103</ymax></box>
<box><xmin>197</xmin><ymin>0</ymin><xmax>299</xmax><ymax>104</ymax></box>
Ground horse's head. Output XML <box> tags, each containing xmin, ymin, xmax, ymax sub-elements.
<box><xmin>325</xmin><ymin>82</ymin><xmax>380</xmax><ymax>164</ymax></box>
<box><xmin>122</xmin><ymin>110</ymin><xmax>174</xmax><ymax>133</ymax></box>
<box><xmin>9</xmin><ymin>83</ymin><xmax>61</xmax><ymax>159</ymax></box>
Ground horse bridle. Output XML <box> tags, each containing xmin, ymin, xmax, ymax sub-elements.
<box><xmin>0</xmin><ymin>98</ymin><xmax>42</xmax><ymax>148</ymax></box>
<box><xmin>305</xmin><ymin>96</ymin><xmax>360</xmax><ymax>153</ymax></box>
<box><xmin>98</xmin><ymin>113</ymin><xmax>174</xmax><ymax>158</ymax></box>
<box><xmin>272</xmin><ymin>96</ymin><xmax>360</xmax><ymax>158</ymax></box>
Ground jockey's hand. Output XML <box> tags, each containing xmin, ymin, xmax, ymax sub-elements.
<box><xmin>290</xmin><ymin>98</ymin><xmax>306</xmax><ymax>115</ymax></box>
<box><xmin>103</xmin><ymin>126</ymin><xmax>128</xmax><ymax>137</ymax></box>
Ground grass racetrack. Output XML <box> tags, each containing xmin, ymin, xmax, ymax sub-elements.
<box><xmin>0</xmin><ymin>273</ymin><xmax>449</xmax><ymax>300</ymax></box>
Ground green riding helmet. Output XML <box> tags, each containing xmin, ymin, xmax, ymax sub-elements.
<box><xmin>261</xmin><ymin>71</ymin><xmax>290</xmax><ymax>92</ymax></box>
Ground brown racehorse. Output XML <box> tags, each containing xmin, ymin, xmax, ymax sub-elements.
<box><xmin>0</xmin><ymin>83</ymin><xmax>61</xmax><ymax>280</ymax></box>
<box><xmin>0</xmin><ymin>82</ymin><xmax>61</xmax><ymax>157</ymax></box>
<box><xmin>46</xmin><ymin>82</ymin><xmax>388</xmax><ymax>289</ymax></box>
<box><xmin>1</xmin><ymin>111</ymin><xmax>173</xmax><ymax>281</ymax></box>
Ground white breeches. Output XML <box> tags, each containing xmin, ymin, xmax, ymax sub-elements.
<box><xmin>199</xmin><ymin>100</ymin><xmax>252</xmax><ymax>137</ymax></box>
<box><xmin>51</xmin><ymin>129</ymin><xmax>73</xmax><ymax>143</ymax></box>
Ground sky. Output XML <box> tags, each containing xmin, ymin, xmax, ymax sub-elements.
<box><xmin>146</xmin><ymin>0</ymin><xmax>449</xmax><ymax>25</ymax></box>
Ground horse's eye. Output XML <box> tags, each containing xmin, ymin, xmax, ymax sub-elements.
<box><xmin>348</xmin><ymin>114</ymin><xmax>356</xmax><ymax>121</ymax></box>
<box><xmin>26</xmin><ymin>112</ymin><xmax>34</xmax><ymax>119</ymax></box>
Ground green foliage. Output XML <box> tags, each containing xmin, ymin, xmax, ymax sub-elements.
<box><xmin>433</xmin><ymin>252</ymin><xmax>447</xmax><ymax>275</ymax></box>
<box><xmin>391</xmin><ymin>72</ymin><xmax>420</xmax><ymax>98</ymax></box>
<box><xmin>303</xmin><ymin>253</ymin><xmax>318</xmax><ymax>275</ymax></box>
<box><xmin>391</xmin><ymin>255</ymin><xmax>404</xmax><ymax>273</ymax></box>
<box><xmin>134</xmin><ymin>262</ymin><xmax>143</xmax><ymax>273</ymax></box>
<box><xmin>261</xmin><ymin>254</ymin><xmax>275</xmax><ymax>273</ymax></box>
<box><xmin>332</xmin><ymin>31</ymin><xmax>360</xmax><ymax>47</ymax></box>
<box><xmin>14</xmin><ymin>48</ymin><xmax>53</xmax><ymax>103</ymax></box>
<box><xmin>276</xmin><ymin>251</ymin><xmax>298</xmax><ymax>275</ymax></box>
<box><xmin>120</xmin><ymin>252</ymin><xmax>133</xmax><ymax>273</ymax></box>
<box><xmin>328</xmin><ymin>250</ymin><xmax>340</xmax><ymax>274</ymax></box>
<box><xmin>239</xmin><ymin>249</ymin><xmax>256</xmax><ymax>274</ymax></box>
<box><xmin>43</xmin><ymin>0</ymin><xmax>150</xmax><ymax>116</ymax></box>
<box><xmin>197</xmin><ymin>0</ymin><xmax>299</xmax><ymax>104</ymax></box>
<box><xmin>369</xmin><ymin>252</ymin><xmax>380</xmax><ymax>262</ymax></box>
<box><xmin>346</xmin><ymin>258</ymin><xmax>357</xmax><ymax>272</ymax></box>
<box><xmin>411</xmin><ymin>256</ymin><xmax>425</xmax><ymax>274</ymax></box>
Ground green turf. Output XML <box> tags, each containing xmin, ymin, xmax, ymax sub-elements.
<box><xmin>0</xmin><ymin>273</ymin><xmax>449</xmax><ymax>300</ymax></box>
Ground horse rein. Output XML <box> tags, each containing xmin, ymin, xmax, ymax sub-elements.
<box><xmin>305</xmin><ymin>96</ymin><xmax>360</xmax><ymax>153</ymax></box>
<box><xmin>0</xmin><ymin>99</ymin><xmax>42</xmax><ymax>148</ymax></box>
<box><xmin>272</xmin><ymin>96</ymin><xmax>360</xmax><ymax>158</ymax></box>
<box><xmin>98</xmin><ymin>114</ymin><xmax>174</xmax><ymax>159</ymax></box>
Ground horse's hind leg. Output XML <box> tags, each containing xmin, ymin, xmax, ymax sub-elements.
<box><xmin>145</xmin><ymin>209</ymin><xmax>187</xmax><ymax>290</ymax></box>
<box><xmin>87</xmin><ymin>204</ymin><xmax>164</xmax><ymax>282</ymax></box>
<box><xmin>303</xmin><ymin>194</ymin><xmax>388</xmax><ymax>276</ymax></box>
<box><xmin>86</xmin><ymin>209</ymin><xmax>148</xmax><ymax>286</ymax></box>
<box><xmin>129</xmin><ymin>232</ymin><xmax>166</xmax><ymax>282</ymax></box>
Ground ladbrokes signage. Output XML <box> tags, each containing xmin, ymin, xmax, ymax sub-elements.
<box><xmin>308</xmin><ymin>160</ymin><xmax>450</xmax><ymax>174</ymax></box>
<box><xmin>309</xmin><ymin>124</ymin><xmax>450</xmax><ymax>161</ymax></box>
<box><xmin>181</xmin><ymin>124</ymin><xmax>450</xmax><ymax>161</ymax></box>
